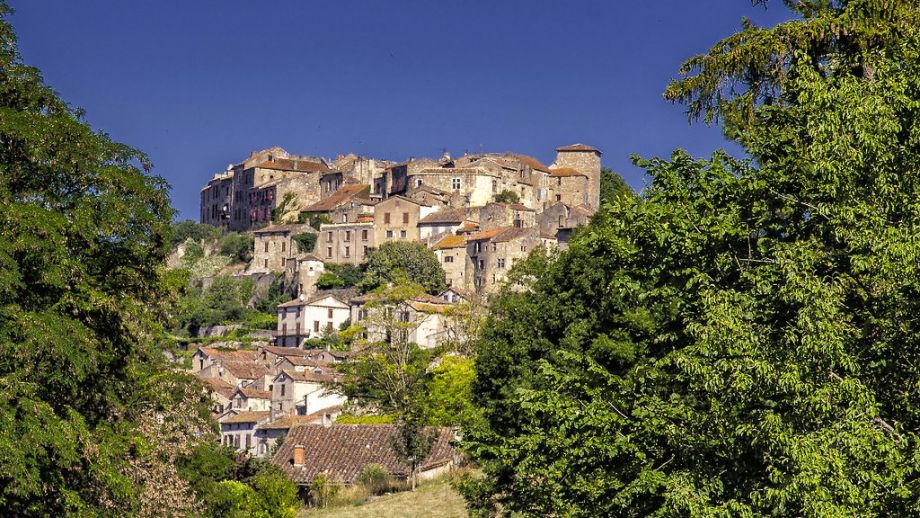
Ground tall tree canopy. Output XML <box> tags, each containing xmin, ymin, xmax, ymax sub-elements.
<box><xmin>465</xmin><ymin>2</ymin><xmax>920</xmax><ymax>516</ymax></box>
<box><xmin>0</xmin><ymin>3</ymin><xmax>206</xmax><ymax>515</ymax></box>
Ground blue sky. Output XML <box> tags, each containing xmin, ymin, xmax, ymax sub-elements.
<box><xmin>9</xmin><ymin>1</ymin><xmax>790</xmax><ymax>220</ymax></box>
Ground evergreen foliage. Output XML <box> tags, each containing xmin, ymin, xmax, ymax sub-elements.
<box><xmin>360</xmin><ymin>242</ymin><xmax>446</xmax><ymax>294</ymax></box>
<box><xmin>493</xmin><ymin>190</ymin><xmax>521</xmax><ymax>204</ymax></box>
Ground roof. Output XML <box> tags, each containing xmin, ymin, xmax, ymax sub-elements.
<box><xmin>254</xmin><ymin>158</ymin><xmax>330</xmax><ymax>172</ymax></box>
<box><xmin>220</xmin><ymin>361</ymin><xmax>271</xmax><ymax>380</ymax></box>
<box><xmin>406</xmin><ymin>301</ymin><xmax>451</xmax><ymax>314</ymax></box>
<box><xmin>549</xmin><ymin>167</ymin><xmax>588</xmax><ymax>178</ymax></box>
<box><xmin>505</xmin><ymin>153</ymin><xmax>550</xmax><ymax>173</ymax></box>
<box><xmin>259</xmin><ymin>345</ymin><xmax>313</xmax><ymax>358</ymax></box>
<box><xmin>200</xmin><ymin>376</ymin><xmax>236</xmax><ymax>399</ymax></box>
<box><xmin>433</xmin><ymin>234</ymin><xmax>467</xmax><ymax>250</ymax></box>
<box><xmin>278</xmin><ymin>288</ymin><xmax>357</xmax><ymax>308</ymax></box>
<box><xmin>440</xmin><ymin>287</ymin><xmax>473</xmax><ymax>300</ymax></box>
<box><xmin>493</xmin><ymin>226</ymin><xmax>535</xmax><ymax>243</ymax></box>
<box><xmin>221</xmin><ymin>411</ymin><xmax>271</xmax><ymax>425</ymax></box>
<box><xmin>257</xmin><ymin>408</ymin><xmax>342</xmax><ymax>430</ymax></box>
<box><xmin>458</xmin><ymin>221</ymin><xmax>480</xmax><ymax>232</ymax></box>
<box><xmin>301</xmin><ymin>184</ymin><xmax>370</xmax><ymax>213</ymax></box>
<box><xmin>418</xmin><ymin>208</ymin><xmax>465</xmax><ymax>225</ymax></box>
<box><xmin>198</xmin><ymin>347</ymin><xmax>259</xmax><ymax>363</ymax></box>
<box><xmin>282</xmin><ymin>355</ymin><xmax>327</xmax><ymax>368</ymax></box>
<box><xmin>272</xmin><ymin>424</ymin><xmax>455</xmax><ymax>484</ymax></box>
<box><xmin>355</xmin><ymin>215</ymin><xmax>374</xmax><ymax>223</ymax></box>
<box><xmin>467</xmin><ymin>226</ymin><xmax>511</xmax><ymax>242</ymax></box>
<box><xmin>556</xmin><ymin>143</ymin><xmax>601</xmax><ymax>153</ymax></box>
<box><xmin>253</xmin><ymin>224</ymin><xmax>311</xmax><ymax>235</ymax></box>
<box><xmin>237</xmin><ymin>386</ymin><xmax>273</xmax><ymax>400</ymax></box>
<box><xmin>278</xmin><ymin>368</ymin><xmax>340</xmax><ymax>384</ymax></box>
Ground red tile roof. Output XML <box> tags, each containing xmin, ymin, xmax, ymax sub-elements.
<box><xmin>257</xmin><ymin>406</ymin><xmax>343</xmax><ymax>430</ymax></box>
<box><xmin>549</xmin><ymin>167</ymin><xmax>588</xmax><ymax>178</ymax></box>
<box><xmin>467</xmin><ymin>226</ymin><xmax>511</xmax><ymax>242</ymax></box>
<box><xmin>433</xmin><ymin>235</ymin><xmax>467</xmax><ymax>250</ymax></box>
<box><xmin>301</xmin><ymin>184</ymin><xmax>370</xmax><ymax>213</ymax></box>
<box><xmin>272</xmin><ymin>424</ymin><xmax>455</xmax><ymax>484</ymax></box>
<box><xmin>220</xmin><ymin>411</ymin><xmax>271</xmax><ymax>424</ymax></box>
<box><xmin>200</xmin><ymin>376</ymin><xmax>236</xmax><ymax>399</ymax></box>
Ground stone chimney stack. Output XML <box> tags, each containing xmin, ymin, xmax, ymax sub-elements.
<box><xmin>293</xmin><ymin>445</ymin><xmax>305</xmax><ymax>466</ymax></box>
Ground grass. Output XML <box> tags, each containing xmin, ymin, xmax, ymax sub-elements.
<box><xmin>299</xmin><ymin>478</ymin><xmax>468</xmax><ymax>518</ymax></box>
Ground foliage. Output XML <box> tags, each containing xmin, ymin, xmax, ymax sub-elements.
<box><xmin>219</xmin><ymin>231</ymin><xmax>254</xmax><ymax>263</ymax></box>
<box><xmin>334</xmin><ymin>413</ymin><xmax>395</xmax><ymax>424</ymax></box>
<box><xmin>359</xmin><ymin>242</ymin><xmax>446</xmax><ymax>294</ymax></box>
<box><xmin>423</xmin><ymin>355</ymin><xmax>478</xmax><ymax>428</ymax></box>
<box><xmin>316</xmin><ymin>263</ymin><xmax>364</xmax><ymax>290</ymax></box>
<box><xmin>173</xmin><ymin>275</ymin><xmax>255</xmax><ymax>336</ymax></box>
<box><xmin>171</xmin><ymin>219</ymin><xmax>222</xmax><ymax>248</ymax></box>
<box><xmin>244</xmin><ymin>311</ymin><xmax>278</xmax><ymax>330</ymax></box>
<box><xmin>183</xmin><ymin>241</ymin><xmax>205</xmax><ymax>264</ymax></box>
<box><xmin>599</xmin><ymin>167</ymin><xmax>633</xmax><ymax>206</ymax></box>
<box><xmin>0</xmin><ymin>4</ymin><xmax>211</xmax><ymax>515</ymax></box>
<box><xmin>249</xmin><ymin>469</ymin><xmax>300</xmax><ymax>518</ymax></box>
<box><xmin>255</xmin><ymin>275</ymin><xmax>294</xmax><ymax>314</ymax></box>
<box><xmin>271</xmin><ymin>192</ymin><xmax>297</xmax><ymax>224</ymax></box>
<box><xmin>300</xmin><ymin>212</ymin><xmax>331</xmax><ymax>230</ymax></box>
<box><xmin>493</xmin><ymin>189</ymin><xmax>520</xmax><ymax>204</ymax></box>
<box><xmin>465</xmin><ymin>2</ymin><xmax>920</xmax><ymax>516</ymax></box>
<box><xmin>310</xmin><ymin>474</ymin><xmax>342</xmax><ymax>509</ymax></box>
<box><xmin>357</xmin><ymin>464</ymin><xmax>394</xmax><ymax>496</ymax></box>
<box><xmin>211</xmin><ymin>481</ymin><xmax>264</xmax><ymax>518</ymax></box>
<box><xmin>293</xmin><ymin>231</ymin><xmax>318</xmax><ymax>253</ymax></box>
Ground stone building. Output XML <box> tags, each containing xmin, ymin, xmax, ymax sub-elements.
<box><xmin>251</xmin><ymin>224</ymin><xmax>313</xmax><ymax>273</ymax></box>
<box><xmin>317</xmin><ymin>217</ymin><xmax>375</xmax><ymax>265</ymax></box>
<box><xmin>276</xmin><ymin>289</ymin><xmax>355</xmax><ymax>347</ymax></box>
<box><xmin>332</xmin><ymin>154</ymin><xmax>392</xmax><ymax>195</ymax></box>
<box><xmin>375</xmin><ymin>158</ymin><xmax>441</xmax><ymax>198</ymax></box>
<box><xmin>373</xmin><ymin>195</ymin><xmax>436</xmax><ymax>244</ymax></box>
<box><xmin>284</xmin><ymin>255</ymin><xmax>325</xmax><ymax>297</ymax></box>
<box><xmin>550</xmin><ymin>143</ymin><xmax>602</xmax><ymax>210</ymax></box>
<box><xmin>546</xmin><ymin>167</ymin><xmax>591</xmax><ymax>208</ymax></box>
<box><xmin>417</xmin><ymin>207</ymin><xmax>466</xmax><ymax>240</ymax></box>
<box><xmin>300</xmin><ymin>183</ymin><xmax>371</xmax><ymax>222</ymax></box>
<box><xmin>200</xmin><ymin>168</ymin><xmax>233</xmax><ymax>229</ymax></box>
<box><xmin>467</xmin><ymin>226</ymin><xmax>543</xmax><ymax>294</ymax></box>
<box><xmin>432</xmin><ymin>234</ymin><xmax>471</xmax><ymax>290</ymax></box>
<box><xmin>227</xmin><ymin>147</ymin><xmax>330</xmax><ymax>231</ymax></box>
<box><xmin>477</xmin><ymin>202</ymin><xmax>536</xmax><ymax>231</ymax></box>
<box><xmin>535</xmin><ymin>202</ymin><xmax>593</xmax><ymax>243</ymax></box>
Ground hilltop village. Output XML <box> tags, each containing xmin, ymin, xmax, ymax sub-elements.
<box><xmin>189</xmin><ymin>143</ymin><xmax>602</xmax><ymax>496</ymax></box>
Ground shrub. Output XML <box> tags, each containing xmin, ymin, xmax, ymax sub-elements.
<box><xmin>357</xmin><ymin>464</ymin><xmax>393</xmax><ymax>495</ymax></box>
<box><xmin>309</xmin><ymin>473</ymin><xmax>341</xmax><ymax>509</ymax></box>
<box><xmin>493</xmin><ymin>189</ymin><xmax>520</xmax><ymax>204</ymax></box>
<box><xmin>293</xmin><ymin>232</ymin><xmax>317</xmax><ymax>253</ymax></box>
<box><xmin>219</xmin><ymin>232</ymin><xmax>254</xmax><ymax>263</ymax></box>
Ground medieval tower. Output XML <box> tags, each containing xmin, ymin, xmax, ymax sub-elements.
<box><xmin>552</xmin><ymin>143</ymin><xmax>602</xmax><ymax>209</ymax></box>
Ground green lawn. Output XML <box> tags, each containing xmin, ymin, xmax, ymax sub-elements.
<box><xmin>299</xmin><ymin>478</ymin><xmax>468</xmax><ymax>518</ymax></box>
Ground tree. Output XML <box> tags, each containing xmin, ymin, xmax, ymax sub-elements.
<box><xmin>598</xmin><ymin>167</ymin><xmax>633</xmax><ymax>206</ymax></box>
<box><xmin>171</xmin><ymin>219</ymin><xmax>222</xmax><ymax>248</ymax></box>
<box><xmin>423</xmin><ymin>355</ymin><xmax>478</xmax><ymax>428</ymax></box>
<box><xmin>0</xmin><ymin>4</ymin><xmax>209</xmax><ymax>514</ymax></box>
<box><xmin>465</xmin><ymin>2</ymin><xmax>920</xmax><ymax>516</ymax></box>
<box><xmin>493</xmin><ymin>189</ymin><xmax>520</xmax><ymax>204</ymax></box>
<box><xmin>219</xmin><ymin>232</ymin><xmax>254</xmax><ymax>263</ymax></box>
<box><xmin>292</xmin><ymin>232</ymin><xmax>317</xmax><ymax>253</ymax></box>
<box><xmin>315</xmin><ymin>263</ymin><xmax>364</xmax><ymax>290</ymax></box>
<box><xmin>360</xmin><ymin>242</ymin><xmax>446</xmax><ymax>294</ymax></box>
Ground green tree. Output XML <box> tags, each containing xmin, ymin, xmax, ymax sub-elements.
<box><xmin>171</xmin><ymin>219</ymin><xmax>222</xmax><ymax>248</ymax></box>
<box><xmin>599</xmin><ymin>167</ymin><xmax>633</xmax><ymax>206</ymax></box>
<box><xmin>315</xmin><ymin>263</ymin><xmax>364</xmax><ymax>290</ymax></box>
<box><xmin>360</xmin><ymin>242</ymin><xmax>446</xmax><ymax>294</ymax></box>
<box><xmin>292</xmin><ymin>231</ymin><xmax>317</xmax><ymax>253</ymax></box>
<box><xmin>493</xmin><ymin>189</ymin><xmax>520</xmax><ymax>204</ymax></box>
<box><xmin>465</xmin><ymin>2</ymin><xmax>920</xmax><ymax>516</ymax></box>
<box><xmin>0</xmin><ymin>4</ymin><xmax>209</xmax><ymax>514</ymax></box>
<box><xmin>219</xmin><ymin>231</ymin><xmax>254</xmax><ymax>263</ymax></box>
<box><xmin>423</xmin><ymin>355</ymin><xmax>478</xmax><ymax>428</ymax></box>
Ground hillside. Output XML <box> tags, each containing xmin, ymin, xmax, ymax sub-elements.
<box><xmin>299</xmin><ymin>479</ymin><xmax>467</xmax><ymax>518</ymax></box>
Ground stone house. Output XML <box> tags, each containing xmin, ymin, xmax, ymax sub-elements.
<box><xmin>191</xmin><ymin>347</ymin><xmax>260</xmax><ymax>374</ymax></box>
<box><xmin>432</xmin><ymin>235</ymin><xmax>471</xmax><ymax>291</ymax></box>
<box><xmin>350</xmin><ymin>295</ymin><xmax>454</xmax><ymax>349</ymax></box>
<box><xmin>317</xmin><ymin>218</ymin><xmax>375</xmax><ymax>265</ymax></box>
<box><xmin>271</xmin><ymin>368</ymin><xmax>344</xmax><ymax>416</ymax></box>
<box><xmin>535</xmin><ymin>202</ymin><xmax>593</xmax><ymax>242</ymax></box>
<box><xmin>550</xmin><ymin>143</ymin><xmax>602</xmax><ymax>210</ymax></box>
<box><xmin>252</xmin><ymin>408</ymin><xmax>341</xmax><ymax>457</ymax></box>
<box><xmin>407</xmin><ymin>167</ymin><xmax>499</xmax><ymax>208</ymax></box>
<box><xmin>272</xmin><ymin>424</ymin><xmax>456</xmax><ymax>486</ymax></box>
<box><xmin>417</xmin><ymin>208</ymin><xmax>466</xmax><ymax>240</ymax></box>
<box><xmin>229</xmin><ymin>386</ymin><xmax>273</xmax><ymax>412</ymax></box>
<box><xmin>546</xmin><ymin>167</ymin><xmax>591</xmax><ymax>208</ymax></box>
<box><xmin>477</xmin><ymin>202</ymin><xmax>536</xmax><ymax>231</ymax></box>
<box><xmin>220</xmin><ymin>411</ymin><xmax>271</xmax><ymax>454</ymax></box>
<box><xmin>373</xmin><ymin>195</ymin><xmax>435</xmax><ymax>244</ymax></box>
<box><xmin>467</xmin><ymin>226</ymin><xmax>544</xmax><ymax>294</ymax></box>
<box><xmin>284</xmin><ymin>254</ymin><xmax>325</xmax><ymax>297</ymax></box>
<box><xmin>200</xmin><ymin>168</ymin><xmax>233</xmax><ymax>229</ymax></box>
<box><xmin>228</xmin><ymin>147</ymin><xmax>330</xmax><ymax>231</ymax></box>
<box><xmin>332</xmin><ymin>154</ymin><xmax>392</xmax><ymax>195</ymax></box>
<box><xmin>200</xmin><ymin>376</ymin><xmax>236</xmax><ymax>415</ymax></box>
<box><xmin>375</xmin><ymin>158</ymin><xmax>441</xmax><ymax>198</ymax></box>
<box><xmin>276</xmin><ymin>290</ymin><xmax>356</xmax><ymax>347</ymax></box>
<box><xmin>300</xmin><ymin>183</ymin><xmax>371</xmax><ymax>221</ymax></box>
<box><xmin>251</xmin><ymin>223</ymin><xmax>313</xmax><ymax>273</ymax></box>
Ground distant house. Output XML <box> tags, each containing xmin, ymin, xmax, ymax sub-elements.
<box><xmin>228</xmin><ymin>386</ymin><xmax>273</xmax><ymax>412</ymax></box>
<box><xmin>271</xmin><ymin>368</ymin><xmax>345</xmax><ymax>416</ymax></box>
<box><xmin>191</xmin><ymin>347</ymin><xmax>259</xmax><ymax>373</ymax></box>
<box><xmin>417</xmin><ymin>208</ymin><xmax>466</xmax><ymax>239</ymax></box>
<box><xmin>219</xmin><ymin>410</ymin><xmax>272</xmax><ymax>455</ymax></box>
<box><xmin>252</xmin><ymin>407</ymin><xmax>342</xmax><ymax>457</ymax></box>
<box><xmin>276</xmin><ymin>289</ymin><xmax>356</xmax><ymax>347</ymax></box>
<box><xmin>432</xmin><ymin>235</ymin><xmax>471</xmax><ymax>291</ymax></box>
<box><xmin>251</xmin><ymin>223</ymin><xmax>313</xmax><ymax>273</ymax></box>
<box><xmin>199</xmin><ymin>376</ymin><xmax>236</xmax><ymax>415</ymax></box>
<box><xmin>272</xmin><ymin>424</ymin><xmax>456</xmax><ymax>485</ymax></box>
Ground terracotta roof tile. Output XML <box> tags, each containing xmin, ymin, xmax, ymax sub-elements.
<box><xmin>220</xmin><ymin>361</ymin><xmax>271</xmax><ymax>380</ymax></box>
<box><xmin>220</xmin><ymin>411</ymin><xmax>271</xmax><ymax>424</ymax></box>
<box><xmin>301</xmin><ymin>184</ymin><xmax>370</xmax><ymax>213</ymax></box>
<box><xmin>237</xmin><ymin>386</ymin><xmax>273</xmax><ymax>400</ymax></box>
<box><xmin>278</xmin><ymin>368</ymin><xmax>340</xmax><ymax>384</ymax></box>
<box><xmin>467</xmin><ymin>226</ymin><xmax>511</xmax><ymax>242</ymax></box>
<box><xmin>272</xmin><ymin>424</ymin><xmax>455</xmax><ymax>484</ymax></box>
<box><xmin>199</xmin><ymin>347</ymin><xmax>260</xmax><ymax>363</ymax></box>
<box><xmin>253</xmin><ymin>223</ymin><xmax>312</xmax><ymax>234</ymax></box>
<box><xmin>418</xmin><ymin>208</ymin><xmax>465</xmax><ymax>225</ymax></box>
<box><xmin>549</xmin><ymin>167</ymin><xmax>588</xmax><ymax>178</ymax></box>
<box><xmin>199</xmin><ymin>376</ymin><xmax>236</xmax><ymax>399</ymax></box>
<box><xmin>433</xmin><ymin>235</ymin><xmax>467</xmax><ymax>250</ymax></box>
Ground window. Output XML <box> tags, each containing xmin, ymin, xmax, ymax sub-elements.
<box><xmin>314</xmin><ymin>321</ymin><xmax>320</xmax><ymax>332</ymax></box>
<box><xmin>245</xmin><ymin>434</ymin><xmax>251</xmax><ymax>449</ymax></box>
<box><xmin>403</xmin><ymin>212</ymin><xmax>409</xmax><ymax>224</ymax></box>
<box><xmin>326</xmin><ymin>232</ymin><xmax>333</xmax><ymax>242</ymax></box>
<box><xmin>384</xmin><ymin>212</ymin><xmax>391</xmax><ymax>224</ymax></box>
<box><xmin>264</xmin><ymin>259</ymin><xmax>268</xmax><ymax>268</ymax></box>
<box><xmin>327</xmin><ymin>308</ymin><xmax>334</xmax><ymax>318</ymax></box>
<box><xmin>416</xmin><ymin>178</ymin><xmax>423</xmax><ymax>187</ymax></box>
<box><xmin>497</xmin><ymin>258</ymin><xmax>506</xmax><ymax>268</ymax></box>
<box><xmin>492</xmin><ymin>180</ymin><xmax>497</xmax><ymax>192</ymax></box>
<box><xmin>344</xmin><ymin>246</ymin><xmax>350</xmax><ymax>258</ymax></box>
<box><xmin>282</xmin><ymin>323</ymin><xmax>287</xmax><ymax>335</ymax></box>
<box><xmin>445</xmin><ymin>256</ymin><xmax>454</xmax><ymax>263</ymax></box>
<box><xmin>281</xmin><ymin>241</ymin><xmax>286</xmax><ymax>252</ymax></box>
<box><xmin>281</xmin><ymin>384</ymin><xmax>286</xmax><ymax>397</ymax></box>
<box><xmin>363</xmin><ymin>245</ymin><xmax>368</xmax><ymax>254</ymax></box>
<box><xmin>451</xmin><ymin>177</ymin><xmax>462</xmax><ymax>190</ymax></box>
<box><xmin>345</xmin><ymin>230</ymin><xmax>351</xmax><ymax>241</ymax></box>
<box><xmin>296</xmin><ymin>323</ymin><xmax>301</xmax><ymax>335</ymax></box>
<box><xmin>264</xmin><ymin>242</ymin><xmax>269</xmax><ymax>252</ymax></box>
<box><xmin>492</xmin><ymin>243</ymin><xmax>497</xmax><ymax>251</ymax></box>
<box><xmin>478</xmin><ymin>259</ymin><xmax>484</xmax><ymax>269</ymax></box>
<box><xmin>386</xmin><ymin>230</ymin><xmax>393</xmax><ymax>239</ymax></box>
<box><xmin>556</xmin><ymin>194</ymin><xmax>562</xmax><ymax>201</ymax></box>
<box><xmin>400</xmin><ymin>230</ymin><xmax>407</xmax><ymax>238</ymax></box>
<box><xmin>326</xmin><ymin>322</ymin><xmax>333</xmax><ymax>332</ymax></box>
<box><xmin>326</xmin><ymin>246</ymin><xmax>332</xmax><ymax>258</ymax></box>
<box><xmin>361</xmin><ymin>229</ymin><xmax>368</xmax><ymax>240</ymax></box>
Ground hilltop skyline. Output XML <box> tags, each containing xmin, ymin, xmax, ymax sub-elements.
<box><xmin>10</xmin><ymin>1</ymin><xmax>789</xmax><ymax>220</ymax></box>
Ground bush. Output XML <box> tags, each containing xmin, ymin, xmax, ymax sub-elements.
<box><xmin>183</xmin><ymin>242</ymin><xmax>205</xmax><ymax>264</ymax></box>
<box><xmin>249</xmin><ymin>470</ymin><xmax>300</xmax><ymax>518</ymax></box>
<box><xmin>293</xmin><ymin>232</ymin><xmax>317</xmax><ymax>253</ymax></box>
<box><xmin>171</xmin><ymin>219</ymin><xmax>222</xmax><ymax>248</ymax></box>
<box><xmin>360</xmin><ymin>242</ymin><xmax>446</xmax><ymax>294</ymax></box>
<box><xmin>357</xmin><ymin>464</ymin><xmax>393</xmax><ymax>495</ymax></box>
<box><xmin>493</xmin><ymin>189</ymin><xmax>520</xmax><ymax>204</ymax></box>
<box><xmin>219</xmin><ymin>232</ymin><xmax>254</xmax><ymax>263</ymax></box>
<box><xmin>309</xmin><ymin>473</ymin><xmax>341</xmax><ymax>509</ymax></box>
<box><xmin>244</xmin><ymin>312</ymin><xmax>277</xmax><ymax>330</ymax></box>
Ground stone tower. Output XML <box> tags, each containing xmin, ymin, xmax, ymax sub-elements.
<box><xmin>552</xmin><ymin>143</ymin><xmax>602</xmax><ymax>209</ymax></box>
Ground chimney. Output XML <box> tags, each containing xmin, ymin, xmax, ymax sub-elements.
<box><xmin>293</xmin><ymin>445</ymin><xmax>305</xmax><ymax>466</ymax></box>
<box><xmin>322</xmin><ymin>413</ymin><xmax>332</xmax><ymax>427</ymax></box>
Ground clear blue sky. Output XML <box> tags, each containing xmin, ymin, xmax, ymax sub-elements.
<box><xmin>9</xmin><ymin>1</ymin><xmax>790</xmax><ymax>220</ymax></box>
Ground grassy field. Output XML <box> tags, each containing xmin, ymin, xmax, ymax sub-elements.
<box><xmin>298</xmin><ymin>478</ymin><xmax>468</xmax><ymax>518</ymax></box>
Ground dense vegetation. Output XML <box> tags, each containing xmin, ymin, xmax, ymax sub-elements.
<box><xmin>464</xmin><ymin>1</ymin><xmax>920</xmax><ymax>516</ymax></box>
